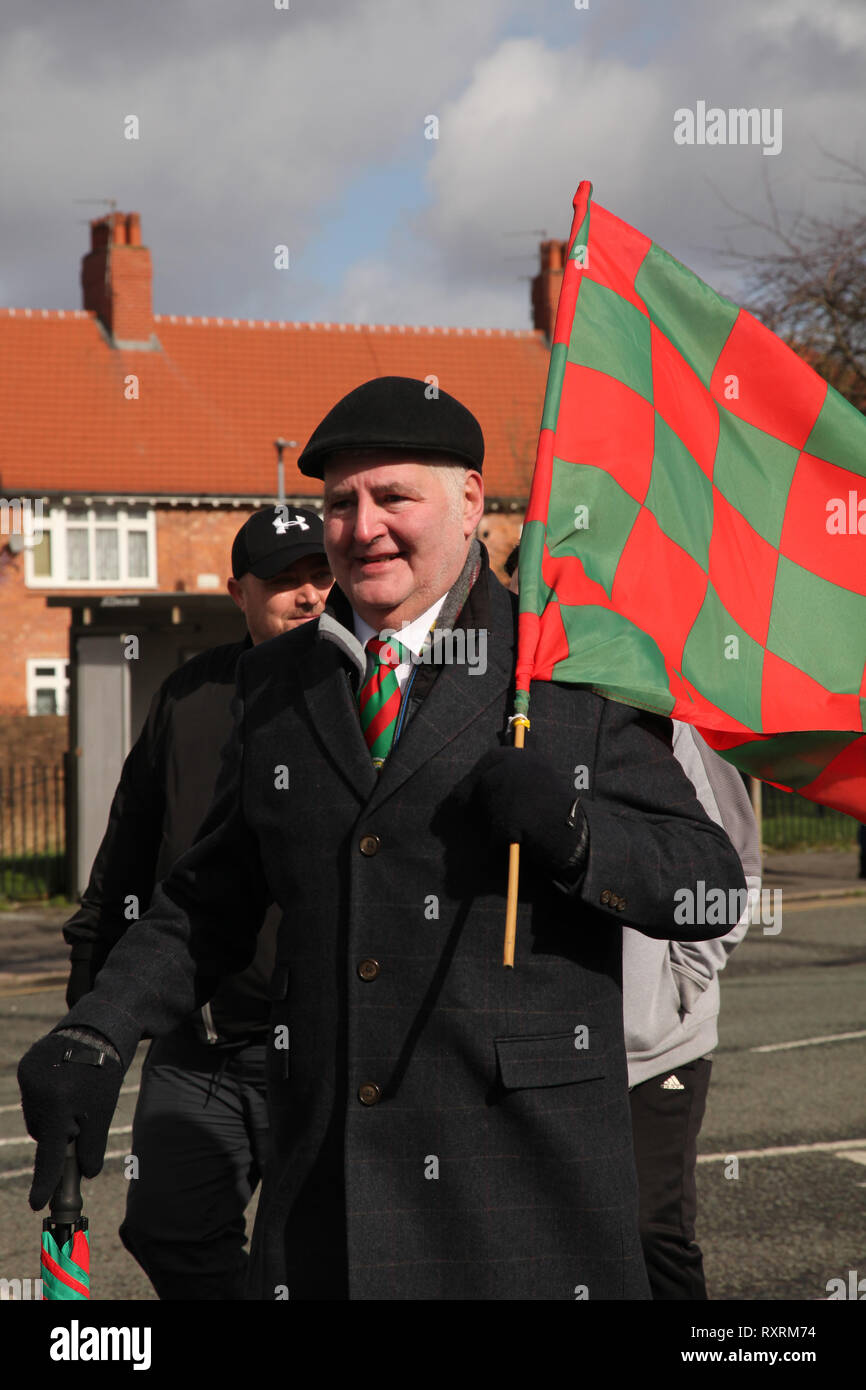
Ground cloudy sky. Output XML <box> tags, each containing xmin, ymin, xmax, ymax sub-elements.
<box><xmin>0</xmin><ymin>0</ymin><xmax>863</xmax><ymax>328</ymax></box>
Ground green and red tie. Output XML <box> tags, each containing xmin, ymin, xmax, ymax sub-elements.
<box><xmin>358</xmin><ymin>636</ymin><xmax>405</xmax><ymax>769</ymax></box>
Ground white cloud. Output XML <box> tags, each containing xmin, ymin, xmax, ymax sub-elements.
<box><xmin>0</xmin><ymin>0</ymin><xmax>862</xmax><ymax>329</ymax></box>
<box><xmin>324</xmin><ymin>8</ymin><xmax>866</xmax><ymax>329</ymax></box>
<box><xmin>0</xmin><ymin>0</ymin><xmax>516</xmax><ymax>312</ymax></box>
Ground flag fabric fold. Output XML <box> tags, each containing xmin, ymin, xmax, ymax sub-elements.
<box><xmin>41</xmin><ymin>1227</ymin><xmax>90</xmax><ymax>1300</ymax></box>
<box><xmin>517</xmin><ymin>181</ymin><xmax>866</xmax><ymax>820</ymax></box>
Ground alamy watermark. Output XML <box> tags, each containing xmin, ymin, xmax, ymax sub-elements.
<box><xmin>0</xmin><ymin>496</ymin><xmax>44</xmax><ymax>545</ymax></box>
<box><xmin>0</xmin><ymin>1276</ymin><xmax>43</xmax><ymax>1300</ymax></box>
<box><xmin>674</xmin><ymin>881</ymin><xmax>782</xmax><ymax>934</ymax></box>
<box><xmin>50</xmin><ymin>1320</ymin><xmax>152</xmax><ymax>1370</ymax></box>
<box><xmin>377</xmin><ymin>626</ymin><xmax>488</xmax><ymax>676</ymax></box>
<box><xmin>674</xmin><ymin>102</ymin><xmax>782</xmax><ymax>157</ymax></box>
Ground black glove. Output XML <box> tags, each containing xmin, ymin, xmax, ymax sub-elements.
<box><xmin>453</xmin><ymin>747</ymin><xmax>589</xmax><ymax>881</ymax></box>
<box><xmin>17</xmin><ymin>1031</ymin><xmax>123</xmax><ymax>1210</ymax></box>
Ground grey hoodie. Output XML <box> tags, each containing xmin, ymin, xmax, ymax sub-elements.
<box><xmin>623</xmin><ymin>722</ymin><xmax>761</xmax><ymax>1087</ymax></box>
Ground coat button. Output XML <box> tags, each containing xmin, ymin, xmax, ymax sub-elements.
<box><xmin>359</xmin><ymin>834</ymin><xmax>381</xmax><ymax>856</ymax></box>
<box><xmin>358</xmin><ymin>958</ymin><xmax>380</xmax><ymax>981</ymax></box>
<box><xmin>600</xmin><ymin>889</ymin><xmax>611</xmax><ymax>905</ymax></box>
<box><xmin>609</xmin><ymin>894</ymin><xmax>620</xmax><ymax>908</ymax></box>
<box><xmin>616</xmin><ymin>899</ymin><xmax>627</xmax><ymax>911</ymax></box>
<box><xmin>358</xmin><ymin>1082</ymin><xmax>381</xmax><ymax>1105</ymax></box>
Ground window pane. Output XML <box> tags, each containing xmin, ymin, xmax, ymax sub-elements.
<box><xmin>127</xmin><ymin>530</ymin><xmax>149</xmax><ymax>578</ymax></box>
<box><xmin>34</xmin><ymin>665</ymin><xmax>56</xmax><ymax>676</ymax></box>
<box><xmin>35</xmin><ymin>689</ymin><xmax>58</xmax><ymax>715</ymax></box>
<box><xmin>66</xmin><ymin>528</ymin><xmax>89</xmax><ymax>581</ymax></box>
<box><xmin>95</xmin><ymin>528</ymin><xmax>119</xmax><ymax>580</ymax></box>
<box><xmin>31</xmin><ymin>532</ymin><xmax>52</xmax><ymax>577</ymax></box>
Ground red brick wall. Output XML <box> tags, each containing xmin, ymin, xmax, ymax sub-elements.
<box><xmin>156</xmin><ymin>505</ymin><xmax>259</xmax><ymax>590</ymax></box>
<box><xmin>0</xmin><ymin>714</ymin><xmax>67</xmax><ymax>765</ymax></box>
<box><xmin>0</xmin><ymin>550</ymin><xmax>71</xmax><ymax>713</ymax></box>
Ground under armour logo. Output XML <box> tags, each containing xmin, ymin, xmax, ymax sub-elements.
<box><xmin>272</xmin><ymin>510</ymin><xmax>310</xmax><ymax>535</ymax></box>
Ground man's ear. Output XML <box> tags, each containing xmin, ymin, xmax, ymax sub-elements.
<box><xmin>227</xmin><ymin>576</ymin><xmax>246</xmax><ymax>613</ymax></box>
<box><xmin>463</xmin><ymin>470</ymin><xmax>485</xmax><ymax>538</ymax></box>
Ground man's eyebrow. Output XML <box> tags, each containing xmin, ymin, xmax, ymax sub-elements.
<box><xmin>325</xmin><ymin>481</ymin><xmax>425</xmax><ymax>502</ymax></box>
<box><xmin>376</xmin><ymin>481</ymin><xmax>424</xmax><ymax>495</ymax></box>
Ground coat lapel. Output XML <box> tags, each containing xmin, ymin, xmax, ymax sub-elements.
<box><xmin>302</xmin><ymin>635</ymin><xmax>378</xmax><ymax>803</ymax></box>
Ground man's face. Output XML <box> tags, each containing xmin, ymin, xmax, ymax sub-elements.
<box><xmin>227</xmin><ymin>552</ymin><xmax>333</xmax><ymax>645</ymax></box>
<box><xmin>322</xmin><ymin>451</ymin><xmax>484</xmax><ymax>629</ymax></box>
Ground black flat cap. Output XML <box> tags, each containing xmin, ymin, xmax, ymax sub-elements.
<box><xmin>297</xmin><ymin>376</ymin><xmax>484</xmax><ymax>479</ymax></box>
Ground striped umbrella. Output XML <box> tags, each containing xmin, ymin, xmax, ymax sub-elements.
<box><xmin>41</xmin><ymin>1142</ymin><xmax>90</xmax><ymax>1300</ymax></box>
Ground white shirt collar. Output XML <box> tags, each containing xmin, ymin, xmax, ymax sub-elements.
<box><xmin>353</xmin><ymin>594</ymin><xmax>448</xmax><ymax>662</ymax></box>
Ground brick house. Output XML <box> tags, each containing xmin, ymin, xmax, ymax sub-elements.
<box><xmin>0</xmin><ymin>212</ymin><xmax>563</xmax><ymax>718</ymax></box>
<box><xmin>0</xmin><ymin>213</ymin><xmax>564</xmax><ymax>887</ymax></box>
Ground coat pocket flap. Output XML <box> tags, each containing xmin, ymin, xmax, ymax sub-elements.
<box><xmin>495</xmin><ymin>1028</ymin><xmax>608</xmax><ymax>1091</ymax></box>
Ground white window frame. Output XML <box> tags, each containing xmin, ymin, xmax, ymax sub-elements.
<box><xmin>26</xmin><ymin>658</ymin><xmax>70</xmax><ymax>716</ymax></box>
<box><xmin>24</xmin><ymin>505</ymin><xmax>158</xmax><ymax>589</ymax></box>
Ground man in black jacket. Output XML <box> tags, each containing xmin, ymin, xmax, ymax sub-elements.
<box><xmin>61</xmin><ymin>505</ymin><xmax>331</xmax><ymax>1299</ymax></box>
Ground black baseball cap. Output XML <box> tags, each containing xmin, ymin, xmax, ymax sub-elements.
<box><xmin>297</xmin><ymin>376</ymin><xmax>485</xmax><ymax>480</ymax></box>
<box><xmin>231</xmin><ymin>506</ymin><xmax>327</xmax><ymax>580</ymax></box>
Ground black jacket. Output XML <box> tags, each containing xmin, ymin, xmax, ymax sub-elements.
<box><xmin>62</xmin><ymin>637</ymin><xmax>278</xmax><ymax>1044</ymax></box>
<box><xmin>62</xmin><ymin>551</ymin><xmax>746</xmax><ymax>1299</ymax></box>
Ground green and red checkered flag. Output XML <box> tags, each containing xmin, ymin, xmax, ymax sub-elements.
<box><xmin>516</xmin><ymin>180</ymin><xmax>866</xmax><ymax>823</ymax></box>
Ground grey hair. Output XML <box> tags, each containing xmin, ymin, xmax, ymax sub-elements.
<box><xmin>434</xmin><ymin>462</ymin><xmax>470</xmax><ymax>517</ymax></box>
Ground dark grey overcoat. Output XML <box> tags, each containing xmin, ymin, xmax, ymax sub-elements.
<box><xmin>64</xmin><ymin>555</ymin><xmax>746</xmax><ymax>1300</ymax></box>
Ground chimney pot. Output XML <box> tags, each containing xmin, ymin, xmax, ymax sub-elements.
<box><xmin>531</xmin><ymin>238</ymin><xmax>568</xmax><ymax>343</ymax></box>
<box><xmin>81</xmin><ymin>212</ymin><xmax>152</xmax><ymax>343</ymax></box>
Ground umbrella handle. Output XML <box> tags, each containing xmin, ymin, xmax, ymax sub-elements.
<box><xmin>48</xmin><ymin>1141</ymin><xmax>84</xmax><ymax>1225</ymax></box>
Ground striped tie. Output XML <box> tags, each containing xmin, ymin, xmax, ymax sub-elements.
<box><xmin>358</xmin><ymin>637</ymin><xmax>406</xmax><ymax>769</ymax></box>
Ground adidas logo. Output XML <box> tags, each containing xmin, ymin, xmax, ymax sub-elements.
<box><xmin>661</xmin><ymin>1074</ymin><xmax>685</xmax><ymax>1091</ymax></box>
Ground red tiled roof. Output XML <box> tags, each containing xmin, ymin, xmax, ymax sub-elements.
<box><xmin>0</xmin><ymin>308</ymin><xmax>549</xmax><ymax>499</ymax></box>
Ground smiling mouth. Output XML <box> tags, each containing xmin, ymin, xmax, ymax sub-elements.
<box><xmin>354</xmin><ymin>553</ymin><xmax>403</xmax><ymax>568</ymax></box>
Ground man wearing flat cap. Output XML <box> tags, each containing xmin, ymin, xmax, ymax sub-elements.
<box><xmin>20</xmin><ymin>377</ymin><xmax>745</xmax><ymax>1300</ymax></box>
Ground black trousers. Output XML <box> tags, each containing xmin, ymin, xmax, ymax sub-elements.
<box><xmin>119</xmin><ymin>1029</ymin><xmax>270</xmax><ymax>1300</ymax></box>
<box><xmin>629</xmin><ymin>1057</ymin><xmax>712</xmax><ymax>1300</ymax></box>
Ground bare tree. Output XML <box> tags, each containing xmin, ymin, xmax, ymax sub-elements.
<box><xmin>715</xmin><ymin>153</ymin><xmax>866</xmax><ymax>411</ymax></box>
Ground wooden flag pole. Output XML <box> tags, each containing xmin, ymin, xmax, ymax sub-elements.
<box><xmin>503</xmin><ymin>715</ymin><xmax>529</xmax><ymax>967</ymax></box>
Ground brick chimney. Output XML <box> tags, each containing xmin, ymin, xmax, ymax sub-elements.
<box><xmin>81</xmin><ymin>211</ymin><xmax>154</xmax><ymax>346</ymax></box>
<box><xmin>531</xmin><ymin>239</ymin><xmax>569</xmax><ymax>343</ymax></box>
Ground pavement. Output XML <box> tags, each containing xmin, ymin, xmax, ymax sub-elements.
<box><xmin>0</xmin><ymin>855</ymin><xmax>863</xmax><ymax>1303</ymax></box>
<box><xmin>762</xmin><ymin>847</ymin><xmax>866</xmax><ymax>900</ymax></box>
<box><xmin>0</xmin><ymin>903</ymin><xmax>71</xmax><ymax>997</ymax></box>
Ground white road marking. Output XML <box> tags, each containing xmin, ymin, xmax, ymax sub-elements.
<box><xmin>699</xmin><ymin>1137</ymin><xmax>866</xmax><ymax>1163</ymax></box>
<box><xmin>0</xmin><ymin>1086</ymin><xmax>138</xmax><ymax>1116</ymax></box>
<box><xmin>0</xmin><ymin>1125</ymin><xmax>131</xmax><ymax>1150</ymax></box>
<box><xmin>751</xmin><ymin>1029</ymin><xmax>866</xmax><ymax>1053</ymax></box>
